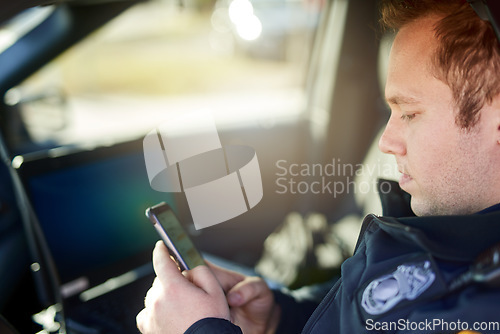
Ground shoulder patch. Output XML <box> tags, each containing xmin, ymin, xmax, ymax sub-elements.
<box><xmin>361</xmin><ymin>260</ymin><xmax>435</xmax><ymax>315</ymax></box>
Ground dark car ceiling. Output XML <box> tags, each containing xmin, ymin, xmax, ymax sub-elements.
<box><xmin>0</xmin><ymin>0</ymin><xmax>142</xmax><ymax>96</ymax></box>
<box><xmin>0</xmin><ymin>0</ymin><xmax>141</xmax><ymax>24</ymax></box>
<box><xmin>0</xmin><ymin>0</ymin><xmax>55</xmax><ymax>24</ymax></box>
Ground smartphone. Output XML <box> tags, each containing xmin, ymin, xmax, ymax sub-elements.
<box><xmin>145</xmin><ymin>202</ymin><xmax>205</xmax><ymax>271</ymax></box>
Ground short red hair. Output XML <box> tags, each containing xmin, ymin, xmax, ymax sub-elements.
<box><xmin>380</xmin><ymin>0</ymin><xmax>500</xmax><ymax>128</ymax></box>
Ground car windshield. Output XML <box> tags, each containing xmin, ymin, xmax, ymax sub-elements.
<box><xmin>4</xmin><ymin>0</ymin><xmax>321</xmax><ymax>149</ymax></box>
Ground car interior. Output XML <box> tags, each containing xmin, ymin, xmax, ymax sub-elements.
<box><xmin>0</xmin><ymin>0</ymin><xmax>498</xmax><ymax>333</ymax></box>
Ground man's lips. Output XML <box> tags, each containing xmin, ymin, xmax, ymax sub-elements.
<box><xmin>399</xmin><ymin>173</ymin><xmax>412</xmax><ymax>187</ymax></box>
<box><xmin>397</xmin><ymin>163</ymin><xmax>412</xmax><ymax>188</ymax></box>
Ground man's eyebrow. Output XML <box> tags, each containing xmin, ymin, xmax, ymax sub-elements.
<box><xmin>385</xmin><ymin>95</ymin><xmax>421</xmax><ymax>106</ymax></box>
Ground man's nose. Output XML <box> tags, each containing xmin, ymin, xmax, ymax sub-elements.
<box><xmin>378</xmin><ymin>115</ymin><xmax>406</xmax><ymax>156</ymax></box>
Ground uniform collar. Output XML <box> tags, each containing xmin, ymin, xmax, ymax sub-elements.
<box><xmin>375</xmin><ymin>179</ymin><xmax>500</xmax><ymax>262</ymax></box>
<box><xmin>477</xmin><ymin>202</ymin><xmax>500</xmax><ymax>214</ymax></box>
<box><xmin>374</xmin><ymin>212</ymin><xmax>500</xmax><ymax>262</ymax></box>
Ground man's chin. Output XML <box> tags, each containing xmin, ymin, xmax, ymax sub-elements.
<box><xmin>409</xmin><ymin>198</ymin><xmax>433</xmax><ymax>217</ymax></box>
<box><xmin>410</xmin><ymin>198</ymin><xmax>469</xmax><ymax>216</ymax></box>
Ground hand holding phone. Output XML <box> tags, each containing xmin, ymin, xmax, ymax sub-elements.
<box><xmin>145</xmin><ymin>202</ymin><xmax>205</xmax><ymax>271</ymax></box>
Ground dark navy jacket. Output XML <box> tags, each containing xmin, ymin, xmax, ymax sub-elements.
<box><xmin>187</xmin><ymin>181</ymin><xmax>500</xmax><ymax>334</ymax></box>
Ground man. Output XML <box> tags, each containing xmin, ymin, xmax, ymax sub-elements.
<box><xmin>136</xmin><ymin>0</ymin><xmax>500</xmax><ymax>333</ymax></box>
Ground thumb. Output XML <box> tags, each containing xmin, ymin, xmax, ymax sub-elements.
<box><xmin>227</xmin><ymin>277</ymin><xmax>270</xmax><ymax>307</ymax></box>
<box><xmin>183</xmin><ymin>265</ymin><xmax>225</xmax><ymax>297</ymax></box>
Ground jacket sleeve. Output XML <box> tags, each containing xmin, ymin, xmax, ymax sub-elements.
<box><xmin>273</xmin><ymin>279</ymin><xmax>336</xmax><ymax>334</ymax></box>
<box><xmin>184</xmin><ymin>279</ymin><xmax>336</xmax><ymax>334</ymax></box>
<box><xmin>184</xmin><ymin>318</ymin><xmax>243</xmax><ymax>334</ymax></box>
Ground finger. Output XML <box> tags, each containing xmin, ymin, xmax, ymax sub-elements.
<box><xmin>136</xmin><ymin>308</ymin><xmax>148</xmax><ymax>333</ymax></box>
<box><xmin>143</xmin><ymin>277</ymin><xmax>161</xmax><ymax>309</ymax></box>
<box><xmin>183</xmin><ymin>265</ymin><xmax>225</xmax><ymax>297</ymax></box>
<box><xmin>227</xmin><ymin>277</ymin><xmax>270</xmax><ymax>307</ymax></box>
<box><xmin>152</xmin><ymin>241</ymin><xmax>184</xmax><ymax>286</ymax></box>
<box><xmin>205</xmin><ymin>261</ymin><xmax>246</xmax><ymax>292</ymax></box>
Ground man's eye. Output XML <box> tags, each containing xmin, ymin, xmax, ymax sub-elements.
<box><xmin>400</xmin><ymin>113</ymin><xmax>416</xmax><ymax>121</ymax></box>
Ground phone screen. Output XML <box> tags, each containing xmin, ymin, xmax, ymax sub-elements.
<box><xmin>147</xmin><ymin>204</ymin><xmax>205</xmax><ymax>270</ymax></box>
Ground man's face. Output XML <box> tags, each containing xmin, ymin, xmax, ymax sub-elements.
<box><xmin>379</xmin><ymin>15</ymin><xmax>500</xmax><ymax>216</ymax></box>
